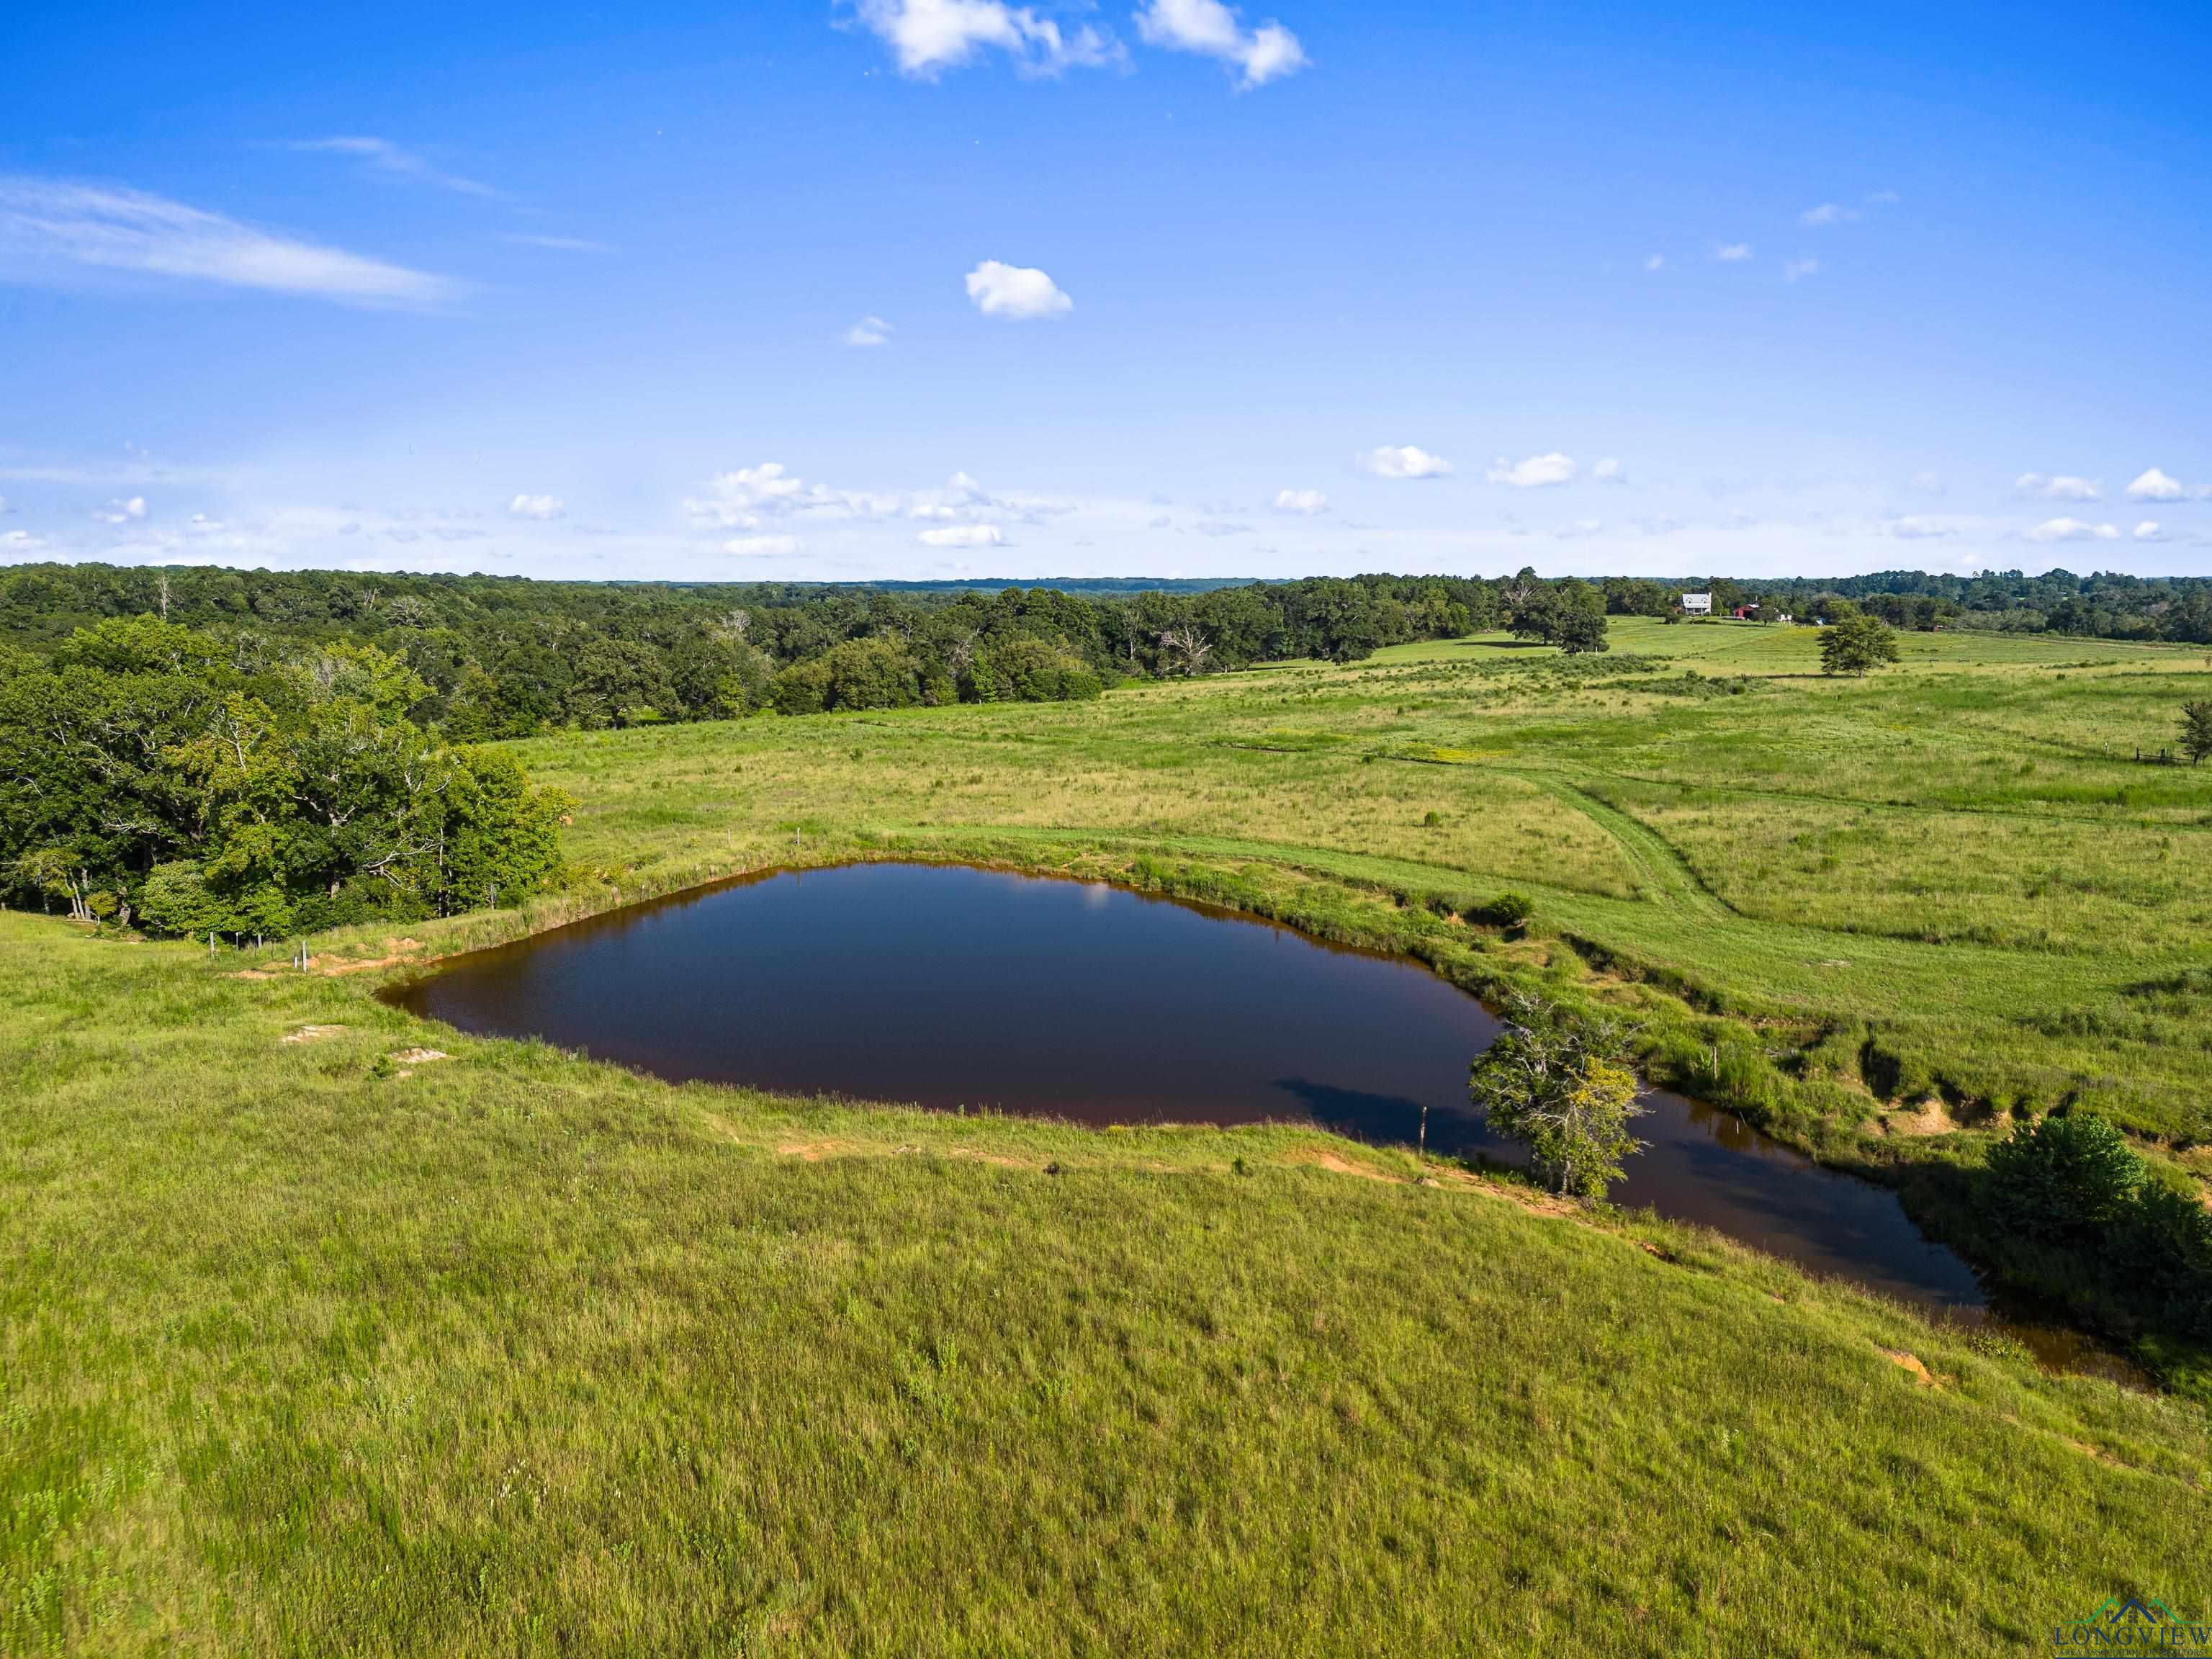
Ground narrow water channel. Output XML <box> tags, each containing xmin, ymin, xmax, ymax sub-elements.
<box><xmin>396</xmin><ymin>862</ymin><xmax>1999</xmax><ymax>1313</ymax></box>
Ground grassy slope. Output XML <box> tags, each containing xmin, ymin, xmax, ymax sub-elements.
<box><xmin>4</xmin><ymin>916</ymin><xmax>2209</xmax><ymax>1655</ymax></box>
<box><xmin>7</xmin><ymin>619</ymin><xmax>2212</xmax><ymax>1652</ymax></box>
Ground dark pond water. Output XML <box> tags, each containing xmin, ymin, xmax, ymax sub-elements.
<box><xmin>396</xmin><ymin>862</ymin><xmax>1995</xmax><ymax>1312</ymax></box>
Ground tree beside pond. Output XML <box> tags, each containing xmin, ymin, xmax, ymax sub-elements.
<box><xmin>1469</xmin><ymin>997</ymin><xmax>1648</xmax><ymax>1198</ymax></box>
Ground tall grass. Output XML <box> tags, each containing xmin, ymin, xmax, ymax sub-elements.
<box><xmin>3</xmin><ymin>914</ymin><xmax>2208</xmax><ymax>1653</ymax></box>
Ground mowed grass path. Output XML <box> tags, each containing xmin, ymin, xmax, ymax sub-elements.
<box><xmin>3</xmin><ymin>914</ymin><xmax>2209</xmax><ymax>1655</ymax></box>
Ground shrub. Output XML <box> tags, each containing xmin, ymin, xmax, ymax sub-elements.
<box><xmin>1473</xmin><ymin>891</ymin><xmax>1534</xmax><ymax>929</ymax></box>
<box><xmin>1984</xmin><ymin>1112</ymin><xmax>2140</xmax><ymax>1244</ymax></box>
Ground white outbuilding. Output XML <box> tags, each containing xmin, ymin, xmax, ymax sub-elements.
<box><xmin>1681</xmin><ymin>593</ymin><xmax>1713</xmax><ymax>615</ymax></box>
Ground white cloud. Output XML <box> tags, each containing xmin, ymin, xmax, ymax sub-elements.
<box><xmin>1552</xmin><ymin>519</ymin><xmax>1605</xmax><ymax>539</ymax></box>
<box><xmin>685</xmin><ymin>462</ymin><xmax>819</xmax><ymax>526</ymax></box>
<box><xmin>965</xmin><ymin>260</ymin><xmax>1071</xmax><ymax>319</ymax></box>
<box><xmin>1359</xmin><ymin>444</ymin><xmax>1452</xmax><ymax>480</ymax></box>
<box><xmin>1</xmin><ymin>529</ymin><xmax>43</xmax><ymax>552</ymax></box>
<box><xmin>1799</xmin><ymin>202</ymin><xmax>1857</xmax><ymax>227</ymax></box>
<box><xmin>2134</xmin><ymin>521</ymin><xmax>2164</xmax><ymax>541</ymax></box>
<box><xmin>2126</xmin><ymin>467</ymin><xmax>2185</xmax><ymax>502</ymax></box>
<box><xmin>1485</xmin><ymin>452</ymin><xmax>1577</xmax><ymax>488</ymax></box>
<box><xmin>1135</xmin><ymin>0</ymin><xmax>1308</xmax><ymax>88</ymax></box>
<box><xmin>1910</xmin><ymin>470</ymin><xmax>1946</xmax><ymax>496</ymax></box>
<box><xmin>507</xmin><ymin>494</ymin><xmax>566</xmax><ymax>521</ymax></box>
<box><xmin>0</xmin><ymin>176</ymin><xmax>452</xmax><ymax>308</ymax></box>
<box><xmin>2016</xmin><ymin>472</ymin><xmax>2103</xmax><ymax>502</ymax></box>
<box><xmin>1889</xmin><ymin>516</ymin><xmax>1956</xmax><ymax>539</ymax></box>
<box><xmin>1714</xmin><ymin>243</ymin><xmax>1753</xmax><ymax>262</ymax></box>
<box><xmin>845</xmin><ymin>315</ymin><xmax>892</xmax><ymax>347</ymax></box>
<box><xmin>851</xmin><ymin>0</ymin><xmax>1118</xmax><ymax>78</ymax></box>
<box><xmin>920</xmin><ymin>523</ymin><xmax>1006</xmax><ymax>547</ymax></box>
<box><xmin>1273</xmin><ymin>487</ymin><xmax>1328</xmax><ymax>515</ymax></box>
<box><xmin>1643</xmin><ymin>254</ymin><xmax>1664</xmax><ymax>271</ymax></box>
<box><xmin>724</xmin><ymin>534</ymin><xmax>803</xmax><ymax>557</ymax></box>
<box><xmin>96</xmin><ymin>495</ymin><xmax>148</xmax><ymax>524</ymax></box>
<box><xmin>291</xmin><ymin>137</ymin><xmax>499</xmax><ymax>199</ymax></box>
<box><xmin>1784</xmin><ymin>258</ymin><xmax>1820</xmax><ymax>282</ymax></box>
<box><xmin>2026</xmin><ymin>517</ymin><xmax>2121</xmax><ymax>544</ymax></box>
<box><xmin>1591</xmin><ymin>457</ymin><xmax>1622</xmax><ymax>482</ymax></box>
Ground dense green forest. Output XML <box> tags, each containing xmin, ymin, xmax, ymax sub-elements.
<box><xmin>0</xmin><ymin>616</ymin><xmax>567</xmax><ymax>937</ymax></box>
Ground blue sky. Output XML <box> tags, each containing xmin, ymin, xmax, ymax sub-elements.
<box><xmin>3</xmin><ymin>0</ymin><xmax>2208</xmax><ymax>582</ymax></box>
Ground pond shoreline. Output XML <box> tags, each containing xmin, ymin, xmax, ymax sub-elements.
<box><xmin>377</xmin><ymin>853</ymin><xmax>2154</xmax><ymax>1388</ymax></box>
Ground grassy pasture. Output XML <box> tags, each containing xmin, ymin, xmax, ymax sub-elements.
<box><xmin>4</xmin><ymin>914</ymin><xmax>2210</xmax><ymax>1655</ymax></box>
<box><xmin>6</xmin><ymin>616</ymin><xmax>2212</xmax><ymax>1653</ymax></box>
<box><xmin>521</xmin><ymin>618</ymin><xmax>2212</xmax><ymax>1141</ymax></box>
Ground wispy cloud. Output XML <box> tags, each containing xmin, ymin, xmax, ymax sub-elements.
<box><xmin>1802</xmin><ymin>190</ymin><xmax>1899</xmax><ymax>226</ymax></box>
<box><xmin>502</xmin><ymin>233</ymin><xmax>609</xmax><ymax>253</ymax></box>
<box><xmin>2025</xmin><ymin>517</ymin><xmax>2120</xmax><ymax>543</ymax></box>
<box><xmin>1136</xmin><ymin>0</ymin><xmax>1307</xmax><ymax>89</ymax></box>
<box><xmin>920</xmin><ymin>523</ymin><xmax>1006</xmax><ymax>547</ymax></box>
<box><xmin>2016</xmin><ymin>472</ymin><xmax>2103</xmax><ymax>502</ymax></box>
<box><xmin>1714</xmin><ymin>243</ymin><xmax>1753</xmax><ymax>262</ymax></box>
<box><xmin>1273</xmin><ymin>487</ymin><xmax>1328</xmax><ymax>515</ymax></box>
<box><xmin>292</xmin><ymin>137</ymin><xmax>500</xmax><ymax>199</ymax></box>
<box><xmin>507</xmin><ymin>494</ymin><xmax>565</xmax><ymax>521</ymax></box>
<box><xmin>1784</xmin><ymin>257</ymin><xmax>1820</xmax><ymax>282</ymax></box>
<box><xmin>724</xmin><ymin>534</ymin><xmax>803</xmax><ymax>557</ymax></box>
<box><xmin>0</xmin><ymin>176</ymin><xmax>454</xmax><ymax>308</ymax></box>
<box><xmin>845</xmin><ymin>315</ymin><xmax>893</xmax><ymax>346</ymax></box>
<box><xmin>849</xmin><ymin>0</ymin><xmax>1120</xmax><ymax>79</ymax></box>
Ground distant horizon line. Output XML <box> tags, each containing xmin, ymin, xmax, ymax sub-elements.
<box><xmin>6</xmin><ymin>559</ymin><xmax>2203</xmax><ymax>592</ymax></box>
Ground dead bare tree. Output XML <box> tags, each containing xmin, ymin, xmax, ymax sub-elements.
<box><xmin>1158</xmin><ymin>626</ymin><xmax>1213</xmax><ymax>678</ymax></box>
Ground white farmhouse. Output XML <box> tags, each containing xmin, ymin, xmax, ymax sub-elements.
<box><xmin>1681</xmin><ymin>592</ymin><xmax>1713</xmax><ymax>616</ymax></box>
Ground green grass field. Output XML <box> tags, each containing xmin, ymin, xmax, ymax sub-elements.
<box><xmin>6</xmin><ymin>618</ymin><xmax>2211</xmax><ymax>1653</ymax></box>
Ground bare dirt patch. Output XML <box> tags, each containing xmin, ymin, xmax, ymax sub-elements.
<box><xmin>775</xmin><ymin>1139</ymin><xmax>858</xmax><ymax>1162</ymax></box>
<box><xmin>280</xmin><ymin>1025</ymin><xmax>347</xmax><ymax>1044</ymax></box>
<box><xmin>1879</xmin><ymin>1346</ymin><xmax>1938</xmax><ymax>1386</ymax></box>
<box><xmin>1293</xmin><ymin>1149</ymin><xmax>1398</xmax><ymax>1183</ymax></box>
<box><xmin>1881</xmin><ymin>1100</ymin><xmax>1959</xmax><ymax>1138</ymax></box>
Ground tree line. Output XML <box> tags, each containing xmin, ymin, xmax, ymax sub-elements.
<box><xmin>0</xmin><ymin>617</ymin><xmax>568</xmax><ymax>938</ymax></box>
<box><xmin>0</xmin><ymin>566</ymin><xmax>1507</xmax><ymax>731</ymax></box>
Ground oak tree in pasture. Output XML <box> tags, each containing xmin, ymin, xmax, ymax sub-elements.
<box><xmin>2182</xmin><ymin>699</ymin><xmax>2212</xmax><ymax>765</ymax></box>
<box><xmin>1819</xmin><ymin>611</ymin><xmax>1902</xmax><ymax>677</ymax></box>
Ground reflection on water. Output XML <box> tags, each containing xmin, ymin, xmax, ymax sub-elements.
<box><xmin>400</xmin><ymin>863</ymin><xmax>2092</xmax><ymax>1345</ymax></box>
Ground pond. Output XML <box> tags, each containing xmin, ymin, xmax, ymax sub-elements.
<box><xmin>395</xmin><ymin>861</ymin><xmax>1995</xmax><ymax>1313</ymax></box>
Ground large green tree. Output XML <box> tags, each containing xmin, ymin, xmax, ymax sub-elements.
<box><xmin>1468</xmin><ymin>997</ymin><xmax>1648</xmax><ymax>1198</ymax></box>
<box><xmin>1819</xmin><ymin>610</ymin><xmax>1902</xmax><ymax>676</ymax></box>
